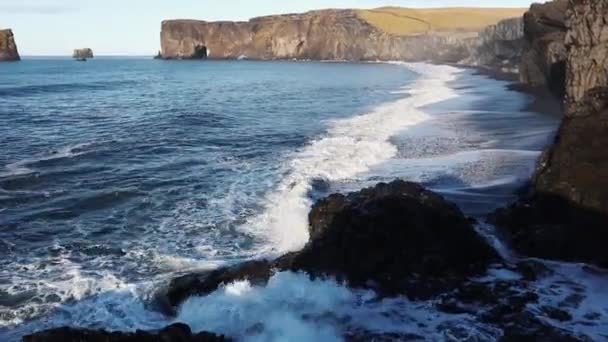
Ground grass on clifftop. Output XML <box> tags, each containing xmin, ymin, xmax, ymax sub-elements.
<box><xmin>357</xmin><ymin>7</ymin><xmax>526</xmax><ymax>35</ymax></box>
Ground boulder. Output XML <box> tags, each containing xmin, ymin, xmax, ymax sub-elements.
<box><xmin>0</xmin><ymin>29</ymin><xmax>20</xmax><ymax>61</ymax></box>
<box><xmin>284</xmin><ymin>180</ymin><xmax>501</xmax><ymax>298</ymax></box>
<box><xmin>23</xmin><ymin>323</ymin><xmax>229</xmax><ymax>342</ymax></box>
<box><xmin>159</xmin><ymin>181</ymin><xmax>501</xmax><ymax>312</ymax></box>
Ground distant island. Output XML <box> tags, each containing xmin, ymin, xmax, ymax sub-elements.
<box><xmin>73</xmin><ymin>48</ymin><xmax>94</xmax><ymax>61</ymax></box>
<box><xmin>0</xmin><ymin>29</ymin><xmax>20</xmax><ymax>61</ymax></box>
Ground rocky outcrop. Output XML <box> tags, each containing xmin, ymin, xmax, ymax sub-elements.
<box><xmin>518</xmin><ymin>0</ymin><xmax>568</xmax><ymax>97</ymax></box>
<box><xmin>160</xmin><ymin>10</ymin><xmax>479</xmax><ymax>62</ymax></box>
<box><xmin>0</xmin><ymin>29</ymin><xmax>20</xmax><ymax>61</ymax></box>
<box><xmin>465</xmin><ymin>17</ymin><xmax>526</xmax><ymax>72</ymax></box>
<box><xmin>23</xmin><ymin>323</ymin><xmax>228</xmax><ymax>342</ymax></box>
<box><xmin>158</xmin><ymin>180</ymin><xmax>500</xmax><ymax>312</ymax></box>
<box><xmin>73</xmin><ymin>48</ymin><xmax>94</xmax><ymax>59</ymax></box>
<box><xmin>493</xmin><ymin>0</ymin><xmax>608</xmax><ymax>267</ymax></box>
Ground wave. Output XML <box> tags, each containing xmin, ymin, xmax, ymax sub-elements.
<box><xmin>175</xmin><ymin>271</ymin><xmax>501</xmax><ymax>341</ymax></box>
<box><xmin>0</xmin><ymin>80</ymin><xmax>136</xmax><ymax>97</ymax></box>
<box><xmin>0</xmin><ymin>143</ymin><xmax>94</xmax><ymax>178</ymax></box>
<box><xmin>241</xmin><ymin>63</ymin><xmax>462</xmax><ymax>254</ymax></box>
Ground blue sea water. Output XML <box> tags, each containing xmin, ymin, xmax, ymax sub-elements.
<box><xmin>4</xmin><ymin>58</ymin><xmax>600</xmax><ymax>341</ymax></box>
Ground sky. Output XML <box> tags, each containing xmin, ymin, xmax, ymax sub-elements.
<box><xmin>0</xmin><ymin>0</ymin><xmax>538</xmax><ymax>56</ymax></box>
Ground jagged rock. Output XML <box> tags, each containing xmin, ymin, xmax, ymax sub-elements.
<box><xmin>518</xmin><ymin>0</ymin><xmax>568</xmax><ymax>97</ymax></box>
<box><xmin>284</xmin><ymin>180</ymin><xmax>500</xmax><ymax>298</ymax></box>
<box><xmin>23</xmin><ymin>323</ymin><xmax>229</xmax><ymax>342</ymax></box>
<box><xmin>493</xmin><ymin>0</ymin><xmax>608</xmax><ymax>268</ymax></box>
<box><xmin>159</xmin><ymin>260</ymin><xmax>274</xmax><ymax>315</ymax></box>
<box><xmin>466</xmin><ymin>17</ymin><xmax>526</xmax><ymax>72</ymax></box>
<box><xmin>159</xmin><ymin>181</ymin><xmax>500</xmax><ymax>312</ymax></box>
<box><xmin>73</xmin><ymin>48</ymin><xmax>94</xmax><ymax>60</ymax></box>
<box><xmin>0</xmin><ymin>29</ymin><xmax>20</xmax><ymax>61</ymax></box>
<box><xmin>159</xmin><ymin>10</ymin><xmax>479</xmax><ymax>62</ymax></box>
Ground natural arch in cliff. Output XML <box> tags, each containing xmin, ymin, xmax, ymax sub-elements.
<box><xmin>192</xmin><ymin>45</ymin><xmax>208</xmax><ymax>59</ymax></box>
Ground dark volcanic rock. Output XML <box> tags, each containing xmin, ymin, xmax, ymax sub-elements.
<box><xmin>518</xmin><ymin>0</ymin><xmax>568</xmax><ymax>97</ymax></box>
<box><xmin>0</xmin><ymin>29</ymin><xmax>20</xmax><ymax>61</ymax></box>
<box><xmin>23</xmin><ymin>323</ymin><xmax>229</xmax><ymax>342</ymax></box>
<box><xmin>494</xmin><ymin>0</ymin><xmax>608</xmax><ymax>267</ymax></box>
<box><xmin>285</xmin><ymin>180</ymin><xmax>501</xmax><ymax>298</ymax></box>
<box><xmin>160</xmin><ymin>180</ymin><xmax>501</xmax><ymax>311</ymax></box>
<box><xmin>159</xmin><ymin>260</ymin><xmax>274</xmax><ymax>314</ymax></box>
<box><xmin>535</xmin><ymin>0</ymin><xmax>608</xmax><ymax>214</ymax></box>
<box><xmin>491</xmin><ymin>193</ymin><xmax>608</xmax><ymax>267</ymax></box>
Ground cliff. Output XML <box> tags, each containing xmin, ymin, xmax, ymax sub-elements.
<box><xmin>518</xmin><ymin>0</ymin><xmax>568</xmax><ymax>97</ymax></box>
<box><xmin>463</xmin><ymin>17</ymin><xmax>526</xmax><ymax>72</ymax></box>
<box><xmin>535</xmin><ymin>0</ymin><xmax>608</xmax><ymax>214</ymax></box>
<box><xmin>73</xmin><ymin>48</ymin><xmax>94</xmax><ymax>59</ymax></box>
<box><xmin>0</xmin><ymin>29</ymin><xmax>20</xmax><ymax>61</ymax></box>
<box><xmin>159</xmin><ymin>9</ymin><xmax>522</xmax><ymax>62</ymax></box>
<box><xmin>493</xmin><ymin>0</ymin><xmax>608</xmax><ymax>267</ymax></box>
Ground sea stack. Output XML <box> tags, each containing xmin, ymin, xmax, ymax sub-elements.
<box><xmin>73</xmin><ymin>48</ymin><xmax>94</xmax><ymax>61</ymax></box>
<box><xmin>0</xmin><ymin>29</ymin><xmax>20</xmax><ymax>61</ymax></box>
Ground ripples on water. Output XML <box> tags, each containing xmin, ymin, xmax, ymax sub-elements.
<box><xmin>2</xmin><ymin>59</ymin><xmax>603</xmax><ymax>341</ymax></box>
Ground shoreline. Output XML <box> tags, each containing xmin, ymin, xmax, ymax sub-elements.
<box><xmin>463</xmin><ymin>64</ymin><xmax>563</xmax><ymax>118</ymax></box>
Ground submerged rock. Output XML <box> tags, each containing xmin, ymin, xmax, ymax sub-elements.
<box><xmin>159</xmin><ymin>180</ymin><xmax>500</xmax><ymax>312</ymax></box>
<box><xmin>0</xmin><ymin>29</ymin><xmax>20</xmax><ymax>61</ymax></box>
<box><xmin>159</xmin><ymin>260</ymin><xmax>274</xmax><ymax>315</ymax></box>
<box><xmin>465</xmin><ymin>17</ymin><xmax>526</xmax><ymax>73</ymax></box>
<box><xmin>23</xmin><ymin>323</ymin><xmax>229</xmax><ymax>342</ymax></box>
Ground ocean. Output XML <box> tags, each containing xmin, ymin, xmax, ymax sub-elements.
<box><xmin>1</xmin><ymin>58</ymin><xmax>604</xmax><ymax>341</ymax></box>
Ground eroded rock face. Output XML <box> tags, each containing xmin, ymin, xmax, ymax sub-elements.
<box><xmin>158</xmin><ymin>181</ymin><xmax>500</xmax><ymax>312</ymax></box>
<box><xmin>518</xmin><ymin>0</ymin><xmax>568</xmax><ymax>97</ymax></box>
<box><xmin>494</xmin><ymin>0</ymin><xmax>608</xmax><ymax>267</ymax></box>
<box><xmin>160</xmin><ymin>10</ymin><xmax>478</xmax><ymax>62</ymax></box>
<box><xmin>534</xmin><ymin>0</ymin><xmax>608</xmax><ymax>214</ymax></box>
<box><xmin>0</xmin><ymin>29</ymin><xmax>20</xmax><ymax>61</ymax></box>
<box><xmin>23</xmin><ymin>323</ymin><xmax>229</xmax><ymax>342</ymax></box>
<box><xmin>466</xmin><ymin>17</ymin><xmax>526</xmax><ymax>72</ymax></box>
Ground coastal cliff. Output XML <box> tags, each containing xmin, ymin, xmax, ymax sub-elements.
<box><xmin>518</xmin><ymin>0</ymin><xmax>568</xmax><ymax>96</ymax></box>
<box><xmin>463</xmin><ymin>17</ymin><xmax>525</xmax><ymax>72</ymax></box>
<box><xmin>0</xmin><ymin>29</ymin><xmax>20</xmax><ymax>61</ymax></box>
<box><xmin>159</xmin><ymin>9</ymin><xmax>519</xmax><ymax>62</ymax></box>
<box><xmin>494</xmin><ymin>0</ymin><xmax>608</xmax><ymax>267</ymax></box>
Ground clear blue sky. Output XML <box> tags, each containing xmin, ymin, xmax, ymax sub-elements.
<box><xmin>0</xmin><ymin>0</ymin><xmax>537</xmax><ymax>55</ymax></box>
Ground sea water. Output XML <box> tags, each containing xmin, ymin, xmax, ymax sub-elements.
<box><xmin>1</xmin><ymin>58</ymin><xmax>605</xmax><ymax>341</ymax></box>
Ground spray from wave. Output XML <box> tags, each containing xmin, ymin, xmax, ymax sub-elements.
<box><xmin>243</xmin><ymin>63</ymin><xmax>462</xmax><ymax>254</ymax></box>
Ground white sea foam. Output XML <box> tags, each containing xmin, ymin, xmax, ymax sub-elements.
<box><xmin>243</xmin><ymin>63</ymin><xmax>463</xmax><ymax>254</ymax></box>
<box><xmin>176</xmin><ymin>271</ymin><xmax>501</xmax><ymax>342</ymax></box>
<box><xmin>1</xmin><ymin>142</ymin><xmax>93</xmax><ymax>177</ymax></box>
